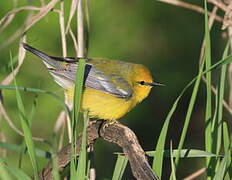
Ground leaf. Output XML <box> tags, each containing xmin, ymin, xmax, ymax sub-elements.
<box><xmin>170</xmin><ymin>142</ymin><xmax>176</xmax><ymax>180</ymax></box>
<box><xmin>112</xmin><ymin>155</ymin><xmax>128</xmax><ymax>180</ymax></box>
<box><xmin>147</xmin><ymin>149</ymin><xmax>222</xmax><ymax>158</ymax></box>
<box><xmin>0</xmin><ymin>159</ymin><xmax>13</xmax><ymax>180</ymax></box>
<box><xmin>13</xmin><ymin>61</ymin><xmax>39</xmax><ymax>179</ymax></box>
<box><xmin>0</xmin><ymin>141</ymin><xmax>51</xmax><ymax>159</ymax></box>
<box><xmin>213</xmin><ymin>157</ymin><xmax>227</xmax><ymax>180</ymax></box>
<box><xmin>70</xmin><ymin>59</ymin><xmax>86</xmax><ymax>179</ymax></box>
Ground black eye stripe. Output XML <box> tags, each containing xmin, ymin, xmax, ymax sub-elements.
<box><xmin>137</xmin><ymin>81</ymin><xmax>145</xmax><ymax>85</ymax></box>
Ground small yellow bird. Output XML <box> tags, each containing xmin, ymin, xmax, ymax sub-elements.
<box><xmin>23</xmin><ymin>43</ymin><xmax>163</xmax><ymax>121</ymax></box>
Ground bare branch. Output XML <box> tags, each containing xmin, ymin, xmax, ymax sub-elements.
<box><xmin>41</xmin><ymin>121</ymin><xmax>159</xmax><ymax>180</ymax></box>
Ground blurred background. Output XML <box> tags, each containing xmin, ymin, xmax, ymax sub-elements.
<box><xmin>0</xmin><ymin>0</ymin><xmax>229</xmax><ymax>179</ymax></box>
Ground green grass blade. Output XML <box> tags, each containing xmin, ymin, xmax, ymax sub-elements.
<box><xmin>213</xmin><ymin>157</ymin><xmax>227</xmax><ymax>180</ymax></box>
<box><xmin>16</xmin><ymin>102</ymin><xmax>39</xmax><ymax>179</ymax></box>
<box><xmin>147</xmin><ymin>149</ymin><xmax>222</xmax><ymax>158</ymax></box>
<box><xmin>14</xmin><ymin>78</ymin><xmax>39</xmax><ymax>179</ymax></box>
<box><xmin>29</xmin><ymin>96</ymin><xmax>38</xmax><ymax>127</ymax></box>
<box><xmin>0</xmin><ymin>141</ymin><xmax>51</xmax><ymax>159</ymax></box>
<box><xmin>72</xmin><ymin>59</ymin><xmax>86</xmax><ymax>138</ymax></box>
<box><xmin>203</xmin><ymin>1</ymin><xmax>212</xmax><ymax>175</ymax></box>
<box><xmin>0</xmin><ymin>85</ymin><xmax>71</xmax><ymax>119</ymax></box>
<box><xmin>70</xmin><ymin>58</ymin><xmax>86</xmax><ymax>179</ymax></box>
<box><xmin>170</xmin><ymin>142</ymin><xmax>176</xmax><ymax>180</ymax></box>
<box><xmin>172</xmin><ymin>1</ymin><xmax>211</xmax><ymax>174</ymax></box>
<box><xmin>153</xmin><ymin>53</ymin><xmax>232</xmax><ymax>178</ymax></box>
<box><xmin>153</xmin><ymin>97</ymin><xmax>179</xmax><ymax>177</ymax></box>
<box><xmin>112</xmin><ymin>155</ymin><xmax>128</xmax><ymax>180</ymax></box>
<box><xmin>51</xmin><ymin>135</ymin><xmax>60</xmax><ymax>180</ymax></box>
<box><xmin>4</xmin><ymin>164</ymin><xmax>31</xmax><ymax>180</ymax></box>
<box><xmin>211</xmin><ymin>43</ymin><xmax>230</xmax><ymax>177</ymax></box>
<box><xmin>216</xmin><ymin>43</ymin><xmax>229</xmax><ymax>152</ymax></box>
<box><xmin>0</xmin><ymin>159</ymin><xmax>13</xmax><ymax>180</ymax></box>
<box><xmin>223</xmin><ymin>122</ymin><xmax>232</xmax><ymax>178</ymax></box>
<box><xmin>174</xmin><ymin>54</ymin><xmax>204</xmax><ymax>165</ymax></box>
<box><xmin>76</xmin><ymin>111</ymin><xmax>89</xmax><ymax>180</ymax></box>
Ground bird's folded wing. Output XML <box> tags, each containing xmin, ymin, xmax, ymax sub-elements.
<box><xmin>63</xmin><ymin>63</ymin><xmax>133</xmax><ymax>98</ymax></box>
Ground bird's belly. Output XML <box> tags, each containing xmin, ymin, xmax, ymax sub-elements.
<box><xmin>82</xmin><ymin>88</ymin><xmax>134</xmax><ymax>120</ymax></box>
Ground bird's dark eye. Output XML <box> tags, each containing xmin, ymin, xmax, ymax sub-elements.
<box><xmin>139</xmin><ymin>81</ymin><xmax>145</xmax><ymax>85</ymax></box>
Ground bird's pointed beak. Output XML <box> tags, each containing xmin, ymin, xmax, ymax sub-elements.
<box><xmin>148</xmin><ymin>81</ymin><xmax>165</xmax><ymax>87</ymax></box>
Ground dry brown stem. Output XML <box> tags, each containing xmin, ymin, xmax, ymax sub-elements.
<box><xmin>208</xmin><ymin>0</ymin><xmax>228</xmax><ymax>11</ymax></box>
<box><xmin>157</xmin><ymin>0</ymin><xmax>223</xmax><ymax>23</ymax></box>
<box><xmin>0</xmin><ymin>6</ymin><xmax>40</xmax><ymax>32</ymax></box>
<box><xmin>183</xmin><ymin>167</ymin><xmax>206</xmax><ymax>180</ymax></box>
<box><xmin>65</xmin><ymin>0</ymin><xmax>78</xmax><ymax>34</ymax></box>
<box><xmin>0</xmin><ymin>100</ymin><xmax>44</xmax><ymax>142</ymax></box>
<box><xmin>77</xmin><ymin>0</ymin><xmax>86</xmax><ymax>58</ymax></box>
<box><xmin>1</xmin><ymin>36</ymin><xmax>26</xmax><ymax>85</ymax></box>
<box><xmin>41</xmin><ymin>120</ymin><xmax>159</xmax><ymax>180</ymax></box>
<box><xmin>23</xmin><ymin>0</ymin><xmax>59</xmax><ymax>33</ymax></box>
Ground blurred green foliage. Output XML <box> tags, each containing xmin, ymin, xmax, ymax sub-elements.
<box><xmin>0</xmin><ymin>0</ymin><xmax>228</xmax><ymax>179</ymax></box>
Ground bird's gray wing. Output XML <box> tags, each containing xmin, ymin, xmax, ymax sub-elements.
<box><xmin>61</xmin><ymin>63</ymin><xmax>133</xmax><ymax>98</ymax></box>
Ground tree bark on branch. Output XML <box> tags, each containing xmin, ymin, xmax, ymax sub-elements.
<box><xmin>41</xmin><ymin>120</ymin><xmax>159</xmax><ymax>180</ymax></box>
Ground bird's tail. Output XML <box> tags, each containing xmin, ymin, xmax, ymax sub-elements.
<box><xmin>23</xmin><ymin>43</ymin><xmax>80</xmax><ymax>69</ymax></box>
<box><xmin>23</xmin><ymin>43</ymin><xmax>76</xmax><ymax>89</ymax></box>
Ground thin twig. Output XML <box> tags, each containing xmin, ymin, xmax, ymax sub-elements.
<box><xmin>88</xmin><ymin>145</ymin><xmax>96</xmax><ymax>180</ymax></box>
<box><xmin>23</xmin><ymin>0</ymin><xmax>59</xmax><ymax>33</ymax></box>
<box><xmin>0</xmin><ymin>6</ymin><xmax>40</xmax><ymax>28</ymax></box>
<box><xmin>58</xmin><ymin>122</ymin><xmax>66</xmax><ymax>150</ymax></box>
<box><xmin>53</xmin><ymin>1</ymin><xmax>70</xmax><ymax>148</ymax></box>
<box><xmin>227</xmin><ymin>1</ymin><xmax>232</xmax><ymax>109</ymax></box>
<box><xmin>65</xmin><ymin>0</ymin><xmax>78</xmax><ymax>34</ymax></box>
<box><xmin>59</xmin><ymin>1</ymin><xmax>67</xmax><ymax>57</ymax></box>
<box><xmin>0</xmin><ymin>0</ymin><xmax>59</xmax><ymax>50</ymax></box>
<box><xmin>69</xmin><ymin>29</ymin><xmax>79</xmax><ymax>56</ymax></box>
<box><xmin>202</xmin><ymin>76</ymin><xmax>232</xmax><ymax>115</ymax></box>
<box><xmin>157</xmin><ymin>0</ymin><xmax>223</xmax><ymax>23</ymax></box>
<box><xmin>53</xmin><ymin>111</ymin><xmax>66</xmax><ymax>133</ymax></box>
<box><xmin>0</xmin><ymin>131</ymin><xmax>7</xmax><ymax>157</ymax></box>
<box><xmin>183</xmin><ymin>167</ymin><xmax>206</xmax><ymax>180</ymax></box>
<box><xmin>77</xmin><ymin>0</ymin><xmax>86</xmax><ymax>58</ymax></box>
<box><xmin>198</xmin><ymin>4</ymin><xmax>232</xmax><ymax>116</ymax></box>
<box><xmin>0</xmin><ymin>92</ymin><xmax>7</xmax><ymax>157</ymax></box>
<box><xmin>1</xmin><ymin>36</ymin><xmax>26</xmax><ymax>85</ymax></box>
<box><xmin>228</xmin><ymin>63</ymin><xmax>232</xmax><ymax>108</ymax></box>
<box><xmin>0</xmin><ymin>101</ymin><xmax>44</xmax><ymax>142</ymax></box>
<box><xmin>199</xmin><ymin>6</ymin><xmax>218</xmax><ymax>65</ymax></box>
<box><xmin>208</xmin><ymin>0</ymin><xmax>228</xmax><ymax>11</ymax></box>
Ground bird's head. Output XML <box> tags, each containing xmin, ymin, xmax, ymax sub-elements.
<box><xmin>132</xmin><ymin>64</ymin><xmax>164</xmax><ymax>103</ymax></box>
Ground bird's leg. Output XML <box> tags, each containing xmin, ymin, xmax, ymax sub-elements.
<box><xmin>102</xmin><ymin>119</ymin><xmax>118</xmax><ymax>130</ymax></box>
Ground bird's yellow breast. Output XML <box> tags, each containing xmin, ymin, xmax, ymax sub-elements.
<box><xmin>65</xmin><ymin>63</ymin><xmax>153</xmax><ymax>121</ymax></box>
<box><xmin>66</xmin><ymin>87</ymin><xmax>136</xmax><ymax>120</ymax></box>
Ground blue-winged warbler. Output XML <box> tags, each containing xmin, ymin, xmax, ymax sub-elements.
<box><xmin>23</xmin><ymin>43</ymin><xmax>163</xmax><ymax>121</ymax></box>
